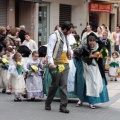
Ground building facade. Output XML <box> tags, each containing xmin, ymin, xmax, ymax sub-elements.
<box><xmin>0</xmin><ymin>0</ymin><xmax>119</xmax><ymax>46</ymax></box>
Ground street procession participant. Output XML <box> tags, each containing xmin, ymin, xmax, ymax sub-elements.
<box><xmin>25</xmin><ymin>51</ymin><xmax>44</xmax><ymax>100</ymax></box>
<box><xmin>74</xmin><ymin>33</ymin><xmax>109</xmax><ymax>109</ymax></box>
<box><xmin>9</xmin><ymin>52</ymin><xmax>28</xmax><ymax>102</ymax></box>
<box><xmin>108</xmin><ymin>51</ymin><xmax>120</xmax><ymax>81</ymax></box>
<box><xmin>45</xmin><ymin>22</ymin><xmax>72</xmax><ymax>113</ymax></box>
<box><xmin>0</xmin><ymin>47</ymin><xmax>14</xmax><ymax>94</ymax></box>
<box><xmin>67</xmin><ymin>23</ymin><xmax>76</xmax><ymax>93</ymax></box>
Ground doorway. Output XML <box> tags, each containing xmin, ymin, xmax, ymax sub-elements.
<box><xmin>89</xmin><ymin>12</ymin><xmax>99</xmax><ymax>32</ymax></box>
<box><xmin>109</xmin><ymin>13</ymin><xmax>115</xmax><ymax>32</ymax></box>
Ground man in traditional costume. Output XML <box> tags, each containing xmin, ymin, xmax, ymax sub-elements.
<box><xmin>45</xmin><ymin>22</ymin><xmax>72</xmax><ymax>113</ymax></box>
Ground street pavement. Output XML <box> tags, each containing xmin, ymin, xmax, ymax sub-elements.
<box><xmin>0</xmin><ymin>76</ymin><xmax>120</xmax><ymax>120</ymax></box>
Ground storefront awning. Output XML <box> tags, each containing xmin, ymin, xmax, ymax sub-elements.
<box><xmin>93</xmin><ymin>0</ymin><xmax>120</xmax><ymax>3</ymax></box>
<box><xmin>89</xmin><ymin>2</ymin><xmax>112</xmax><ymax>13</ymax></box>
<box><xmin>22</xmin><ymin>0</ymin><xmax>42</xmax><ymax>2</ymax></box>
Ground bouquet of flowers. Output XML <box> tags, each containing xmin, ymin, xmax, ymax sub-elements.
<box><xmin>31</xmin><ymin>65</ymin><xmax>38</xmax><ymax>72</ymax></box>
<box><xmin>117</xmin><ymin>68</ymin><xmax>120</xmax><ymax>77</ymax></box>
<box><xmin>16</xmin><ymin>62</ymin><xmax>22</xmax><ymax>75</ymax></box>
<box><xmin>1</xmin><ymin>58</ymin><xmax>9</xmax><ymax>70</ymax></box>
<box><xmin>27</xmin><ymin>65</ymin><xmax>39</xmax><ymax>75</ymax></box>
<box><xmin>94</xmin><ymin>47</ymin><xmax>108</xmax><ymax>61</ymax></box>
<box><xmin>52</xmin><ymin>64</ymin><xmax>66</xmax><ymax>74</ymax></box>
<box><xmin>102</xmin><ymin>47</ymin><xmax>108</xmax><ymax>58</ymax></box>
<box><xmin>70</xmin><ymin>41</ymin><xmax>81</xmax><ymax>50</ymax></box>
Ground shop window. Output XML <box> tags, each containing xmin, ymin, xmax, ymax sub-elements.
<box><xmin>38</xmin><ymin>3</ymin><xmax>50</xmax><ymax>46</ymax></box>
<box><xmin>59</xmin><ymin>4</ymin><xmax>71</xmax><ymax>26</ymax></box>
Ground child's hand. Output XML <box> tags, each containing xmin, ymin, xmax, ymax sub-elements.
<box><xmin>108</xmin><ymin>57</ymin><xmax>111</xmax><ymax>61</ymax></box>
<box><xmin>9</xmin><ymin>85</ymin><xmax>12</xmax><ymax>91</ymax></box>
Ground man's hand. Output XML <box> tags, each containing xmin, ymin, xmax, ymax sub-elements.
<box><xmin>68</xmin><ymin>54</ymin><xmax>73</xmax><ymax>60</ymax></box>
<box><xmin>49</xmin><ymin>63</ymin><xmax>56</xmax><ymax>68</ymax></box>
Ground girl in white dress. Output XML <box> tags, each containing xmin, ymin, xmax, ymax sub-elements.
<box><xmin>109</xmin><ymin>51</ymin><xmax>120</xmax><ymax>81</ymax></box>
<box><xmin>26</xmin><ymin>51</ymin><xmax>44</xmax><ymax>100</ymax></box>
<box><xmin>1</xmin><ymin>47</ymin><xmax>13</xmax><ymax>94</ymax></box>
<box><xmin>9</xmin><ymin>52</ymin><xmax>27</xmax><ymax>101</ymax></box>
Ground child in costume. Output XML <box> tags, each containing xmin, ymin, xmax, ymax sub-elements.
<box><xmin>26</xmin><ymin>51</ymin><xmax>44</xmax><ymax>100</ymax></box>
<box><xmin>109</xmin><ymin>51</ymin><xmax>120</xmax><ymax>81</ymax></box>
<box><xmin>9</xmin><ymin>52</ymin><xmax>28</xmax><ymax>101</ymax></box>
<box><xmin>1</xmin><ymin>47</ymin><xmax>13</xmax><ymax>94</ymax></box>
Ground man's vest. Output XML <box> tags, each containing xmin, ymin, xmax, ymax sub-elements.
<box><xmin>53</xmin><ymin>30</ymin><xmax>71</xmax><ymax>62</ymax></box>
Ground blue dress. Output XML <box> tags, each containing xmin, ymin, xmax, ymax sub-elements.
<box><xmin>74</xmin><ymin>58</ymin><xmax>109</xmax><ymax>104</ymax></box>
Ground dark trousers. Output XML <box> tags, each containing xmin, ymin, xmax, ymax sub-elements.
<box><xmin>114</xmin><ymin>45</ymin><xmax>119</xmax><ymax>53</ymax></box>
<box><xmin>45</xmin><ymin>63</ymin><xmax>69</xmax><ymax>107</ymax></box>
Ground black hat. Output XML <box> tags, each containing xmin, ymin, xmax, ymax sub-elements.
<box><xmin>17</xmin><ymin>45</ymin><xmax>31</xmax><ymax>57</ymax></box>
<box><xmin>38</xmin><ymin>45</ymin><xmax>47</xmax><ymax>57</ymax></box>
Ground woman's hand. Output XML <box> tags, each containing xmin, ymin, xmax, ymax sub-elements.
<box><xmin>49</xmin><ymin>63</ymin><xmax>56</xmax><ymax>68</ymax></box>
<box><xmin>89</xmin><ymin>54</ymin><xmax>94</xmax><ymax>58</ymax></box>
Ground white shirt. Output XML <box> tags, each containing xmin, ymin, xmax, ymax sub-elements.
<box><xmin>67</xmin><ymin>34</ymin><xmax>76</xmax><ymax>54</ymax></box>
<box><xmin>47</xmin><ymin>30</ymin><xmax>69</xmax><ymax>64</ymax></box>
<box><xmin>22</xmin><ymin>39</ymin><xmax>38</xmax><ymax>52</ymax></box>
<box><xmin>82</xmin><ymin>31</ymin><xmax>92</xmax><ymax>41</ymax></box>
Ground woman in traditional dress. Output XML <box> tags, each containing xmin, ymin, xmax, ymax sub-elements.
<box><xmin>26</xmin><ymin>51</ymin><xmax>44</xmax><ymax>100</ymax></box>
<box><xmin>96</xmin><ymin>26</ymin><xmax>103</xmax><ymax>39</ymax></box>
<box><xmin>74</xmin><ymin>33</ymin><xmax>109</xmax><ymax>109</ymax></box>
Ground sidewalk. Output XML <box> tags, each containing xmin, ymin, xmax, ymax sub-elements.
<box><xmin>0</xmin><ymin>77</ymin><xmax>120</xmax><ymax>120</ymax></box>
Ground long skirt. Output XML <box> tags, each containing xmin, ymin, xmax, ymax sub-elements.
<box><xmin>26</xmin><ymin>74</ymin><xmax>44</xmax><ymax>98</ymax></box>
<box><xmin>44</xmin><ymin>68</ymin><xmax>77</xmax><ymax>98</ymax></box>
<box><xmin>74</xmin><ymin>59</ymin><xmax>109</xmax><ymax>104</ymax></box>
<box><xmin>10</xmin><ymin>75</ymin><xmax>25</xmax><ymax>94</ymax></box>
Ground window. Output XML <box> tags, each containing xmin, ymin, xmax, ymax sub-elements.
<box><xmin>59</xmin><ymin>4</ymin><xmax>71</xmax><ymax>26</ymax></box>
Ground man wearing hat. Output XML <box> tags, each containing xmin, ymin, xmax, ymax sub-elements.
<box><xmin>45</xmin><ymin>22</ymin><xmax>72</xmax><ymax>113</ymax></box>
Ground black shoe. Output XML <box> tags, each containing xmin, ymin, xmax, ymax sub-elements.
<box><xmin>2</xmin><ymin>89</ymin><xmax>6</xmax><ymax>93</ymax></box>
<box><xmin>6</xmin><ymin>92</ymin><xmax>11</xmax><ymax>95</ymax></box>
<box><xmin>115</xmin><ymin>79</ymin><xmax>117</xmax><ymax>81</ymax></box>
<box><xmin>59</xmin><ymin>107</ymin><xmax>70</xmax><ymax>113</ymax></box>
<box><xmin>31</xmin><ymin>98</ymin><xmax>35</xmax><ymax>101</ymax></box>
<box><xmin>45</xmin><ymin>104</ymin><xmax>51</xmax><ymax>110</ymax></box>
<box><xmin>14</xmin><ymin>97</ymin><xmax>21</xmax><ymax>102</ymax></box>
<box><xmin>21</xmin><ymin>94</ymin><xmax>27</xmax><ymax>98</ymax></box>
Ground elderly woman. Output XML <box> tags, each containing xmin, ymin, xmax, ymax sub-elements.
<box><xmin>74</xmin><ymin>33</ymin><xmax>109</xmax><ymax>109</ymax></box>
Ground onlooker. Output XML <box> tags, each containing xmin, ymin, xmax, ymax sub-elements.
<box><xmin>54</xmin><ymin>25</ymin><xmax>60</xmax><ymax>31</ymax></box>
<box><xmin>82</xmin><ymin>25</ymin><xmax>94</xmax><ymax>41</ymax></box>
<box><xmin>101</xmin><ymin>31</ymin><xmax>111</xmax><ymax>67</ymax></box>
<box><xmin>19</xmin><ymin>25</ymin><xmax>26</xmax><ymax>43</ymax></box>
<box><xmin>0</xmin><ymin>26</ymin><xmax>7</xmax><ymax>47</ymax></box>
<box><xmin>111</xmin><ymin>26</ymin><xmax>120</xmax><ymax>53</ymax></box>
<box><xmin>22</xmin><ymin>33</ymin><xmax>38</xmax><ymax>52</ymax></box>
<box><xmin>96</xmin><ymin>26</ymin><xmax>103</xmax><ymax>38</ymax></box>
<box><xmin>6</xmin><ymin>25</ymin><xmax>11</xmax><ymax>36</ymax></box>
